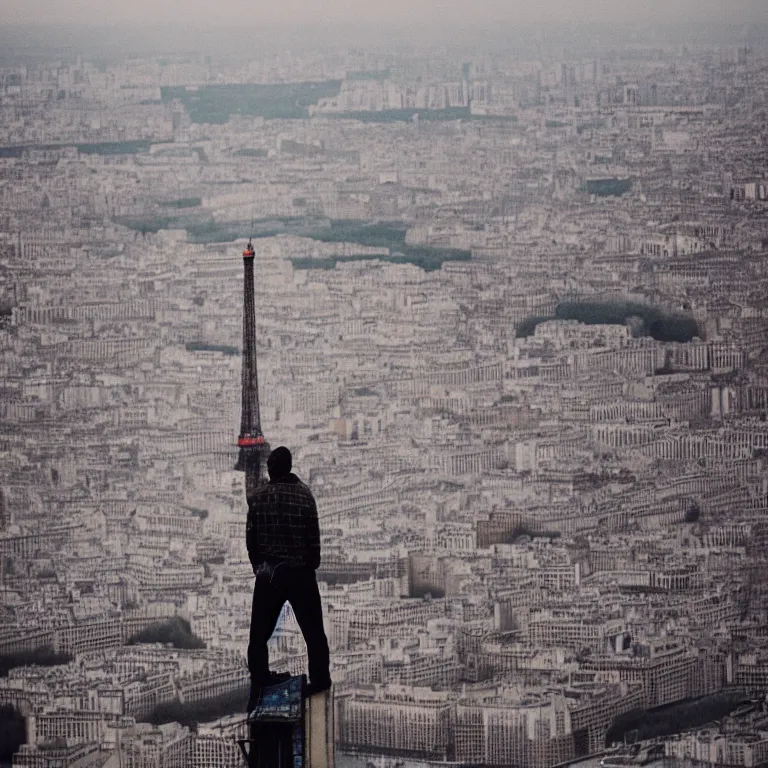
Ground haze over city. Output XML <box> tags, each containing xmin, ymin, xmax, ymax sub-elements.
<box><xmin>3</xmin><ymin>0</ymin><xmax>768</xmax><ymax>28</ymax></box>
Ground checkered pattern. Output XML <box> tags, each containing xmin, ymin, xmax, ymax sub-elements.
<box><xmin>246</xmin><ymin>473</ymin><xmax>321</xmax><ymax>570</ymax></box>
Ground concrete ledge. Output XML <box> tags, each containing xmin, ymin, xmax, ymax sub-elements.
<box><xmin>305</xmin><ymin>688</ymin><xmax>334</xmax><ymax>768</ymax></box>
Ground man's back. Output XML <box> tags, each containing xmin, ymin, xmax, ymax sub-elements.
<box><xmin>246</xmin><ymin>472</ymin><xmax>321</xmax><ymax>570</ymax></box>
<box><xmin>246</xmin><ymin>446</ymin><xmax>331</xmax><ymax>702</ymax></box>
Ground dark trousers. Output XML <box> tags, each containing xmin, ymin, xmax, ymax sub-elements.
<box><xmin>247</xmin><ymin>564</ymin><xmax>331</xmax><ymax>696</ymax></box>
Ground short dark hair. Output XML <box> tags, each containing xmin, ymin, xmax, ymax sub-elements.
<box><xmin>267</xmin><ymin>446</ymin><xmax>292</xmax><ymax>480</ymax></box>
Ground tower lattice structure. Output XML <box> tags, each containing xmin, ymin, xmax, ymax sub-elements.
<box><xmin>235</xmin><ymin>240</ymin><xmax>270</xmax><ymax>501</ymax></box>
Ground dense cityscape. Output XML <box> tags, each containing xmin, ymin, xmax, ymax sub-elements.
<box><xmin>1</xmin><ymin>20</ymin><xmax>768</xmax><ymax>768</ymax></box>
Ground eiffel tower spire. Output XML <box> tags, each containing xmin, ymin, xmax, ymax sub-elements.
<box><xmin>235</xmin><ymin>240</ymin><xmax>270</xmax><ymax>500</ymax></box>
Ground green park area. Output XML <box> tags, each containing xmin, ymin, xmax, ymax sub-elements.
<box><xmin>185</xmin><ymin>341</ymin><xmax>239</xmax><ymax>356</ymax></box>
<box><xmin>583</xmin><ymin>177</ymin><xmax>633</xmax><ymax>196</ymax></box>
<box><xmin>326</xmin><ymin>107</ymin><xmax>470</xmax><ymax>123</ymax></box>
<box><xmin>160</xmin><ymin>81</ymin><xmax>342</xmax><ymax>123</ymax></box>
<box><xmin>324</xmin><ymin>107</ymin><xmax>516</xmax><ymax>124</ymax></box>
<box><xmin>0</xmin><ymin>619</ymin><xmax>212</xmax><ymax>749</ymax></box>
<box><xmin>125</xmin><ymin>620</ymin><xmax>250</xmax><ymax>726</ymax></box>
<box><xmin>147</xmin><ymin>686</ymin><xmax>249</xmax><ymax>726</ymax></box>
<box><xmin>75</xmin><ymin>140</ymin><xmax>154</xmax><ymax>155</ymax></box>
<box><xmin>577</xmin><ymin>119</ymin><xmax>606</xmax><ymax>134</ymax></box>
<box><xmin>291</xmin><ymin>220</ymin><xmax>471</xmax><ymax>271</ymax></box>
<box><xmin>126</xmin><ymin>616</ymin><xmax>206</xmax><ymax>649</ymax></box>
<box><xmin>290</xmin><ymin>246</ymin><xmax>470</xmax><ymax>272</ymax></box>
<box><xmin>0</xmin><ymin>647</ymin><xmax>72</xmax><ymax>677</ymax></box>
<box><xmin>113</xmin><ymin>215</ymin><xmax>472</xmax><ymax>272</ymax></box>
<box><xmin>0</xmin><ymin>139</ymin><xmax>164</xmax><ymax>158</ymax></box>
<box><xmin>159</xmin><ymin>197</ymin><xmax>202</xmax><ymax>209</ymax></box>
<box><xmin>186</xmin><ymin>216</ymin><xmax>311</xmax><ymax>243</ymax></box>
<box><xmin>0</xmin><ymin>648</ymin><xmax>73</xmax><ymax>759</ymax></box>
<box><xmin>605</xmin><ymin>690</ymin><xmax>748</xmax><ymax>745</ymax></box>
<box><xmin>232</xmin><ymin>148</ymin><xmax>268</xmax><ymax>157</ymax></box>
<box><xmin>0</xmin><ymin>705</ymin><xmax>25</xmax><ymax>762</ymax></box>
<box><xmin>516</xmin><ymin>300</ymin><xmax>700</xmax><ymax>343</ymax></box>
<box><xmin>113</xmin><ymin>211</ymin><xmax>213</xmax><ymax>235</ymax></box>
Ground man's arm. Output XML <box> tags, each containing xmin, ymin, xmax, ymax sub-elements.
<box><xmin>246</xmin><ymin>502</ymin><xmax>265</xmax><ymax>573</ymax></box>
<box><xmin>305</xmin><ymin>493</ymin><xmax>321</xmax><ymax>570</ymax></box>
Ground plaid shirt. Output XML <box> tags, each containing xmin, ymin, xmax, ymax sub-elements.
<box><xmin>246</xmin><ymin>473</ymin><xmax>321</xmax><ymax>571</ymax></box>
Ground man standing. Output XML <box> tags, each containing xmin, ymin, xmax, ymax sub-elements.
<box><xmin>246</xmin><ymin>446</ymin><xmax>332</xmax><ymax>708</ymax></box>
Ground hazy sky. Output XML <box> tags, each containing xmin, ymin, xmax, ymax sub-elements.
<box><xmin>3</xmin><ymin>0</ymin><xmax>766</xmax><ymax>27</ymax></box>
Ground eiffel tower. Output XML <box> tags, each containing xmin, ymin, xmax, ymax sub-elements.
<box><xmin>235</xmin><ymin>240</ymin><xmax>270</xmax><ymax>502</ymax></box>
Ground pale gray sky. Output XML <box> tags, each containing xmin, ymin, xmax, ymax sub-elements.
<box><xmin>2</xmin><ymin>0</ymin><xmax>766</xmax><ymax>27</ymax></box>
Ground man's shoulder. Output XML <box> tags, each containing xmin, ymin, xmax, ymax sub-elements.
<box><xmin>249</xmin><ymin>476</ymin><xmax>314</xmax><ymax>505</ymax></box>
<box><xmin>288</xmin><ymin>477</ymin><xmax>315</xmax><ymax>501</ymax></box>
<box><xmin>279</xmin><ymin>476</ymin><xmax>316</xmax><ymax>507</ymax></box>
<box><xmin>248</xmin><ymin>482</ymin><xmax>279</xmax><ymax>507</ymax></box>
